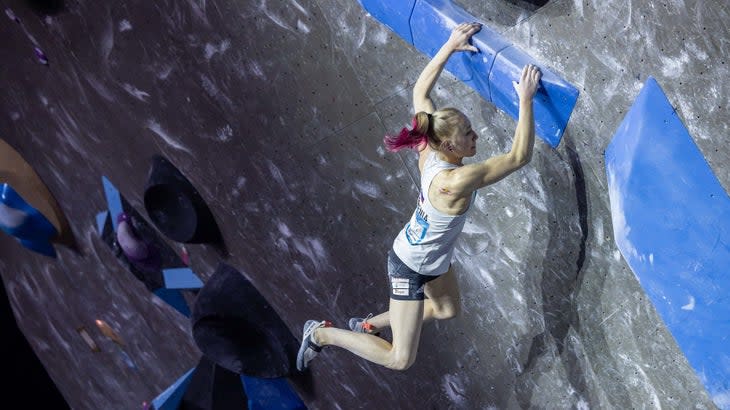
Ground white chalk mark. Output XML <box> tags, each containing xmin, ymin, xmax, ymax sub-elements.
<box><xmin>157</xmin><ymin>65</ymin><xmax>174</xmax><ymax>80</ymax></box>
<box><xmin>353</xmin><ymin>180</ymin><xmax>381</xmax><ymax>198</ymax></box>
<box><xmin>0</xmin><ymin>203</ymin><xmax>27</xmax><ymax>228</ymax></box>
<box><xmin>681</xmin><ymin>295</ymin><xmax>695</xmax><ymax>311</ymax></box>
<box><xmin>259</xmin><ymin>0</ymin><xmax>294</xmax><ymax>33</ymax></box>
<box><xmin>200</xmin><ymin>74</ymin><xmax>234</xmax><ymax>106</ymax></box>
<box><xmin>372</xmin><ymin>26</ymin><xmax>388</xmax><ymax>45</ymax></box>
<box><xmin>118</xmin><ymin>19</ymin><xmax>132</xmax><ymax>31</ymax></box>
<box><xmin>660</xmin><ymin>50</ymin><xmax>690</xmax><ymax>79</ymax></box>
<box><xmin>185</xmin><ymin>0</ymin><xmax>209</xmax><ymax>25</ymax></box>
<box><xmin>121</xmin><ymin>83</ymin><xmax>150</xmax><ymax>101</ymax></box>
<box><xmin>612</xmin><ymin>249</ymin><xmax>622</xmax><ymax>261</ymax></box>
<box><xmin>477</xmin><ymin>267</ymin><xmax>495</xmax><ymax>287</ymax></box>
<box><xmin>292</xmin><ymin>237</ymin><xmax>331</xmax><ymax>273</ymax></box>
<box><xmin>296</xmin><ymin>19</ymin><xmax>310</xmax><ymax>33</ymax></box>
<box><xmin>599</xmin><ymin>307</ymin><xmax>622</xmax><ymax>326</ymax></box>
<box><xmin>331</xmin><ymin>284</ymin><xmax>342</xmax><ymax>308</ymax></box>
<box><xmin>618</xmin><ymin>354</ymin><xmax>662</xmax><ymax>409</ymax></box>
<box><xmin>355</xmin><ymin>19</ymin><xmax>367</xmax><ymax>49</ymax></box>
<box><xmin>216</xmin><ymin>124</ymin><xmax>233</xmax><ymax>142</ymax></box>
<box><xmin>277</xmin><ymin>221</ymin><xmax>292</xmax><ymax>238</ymax></box>
<box><xmin>502</xmin><ymin>247</ymin><xmax>520</xmax><ymax>263</ymax></box>
<box><xmin>204</xmin><ymin>39</ymin><xmax>230</xmax><ymax>60</ymax></box>
<box><xmin>85</xmin><ymin>74</ymin><xmax>115</xmax><ymax>101</ymax></box>
<box><xmin>146</xmin><ymin>119</ymin><xmax>193</xmax><ymax>154</ymax></box>
<box><xmin>248</xmin><ymin>61</ymin><xmax>266</xmax><ymax>80</ymax></box>
<box><xmin>200</xmin><ymin>74</ymin><xmax>219</xmax><ymax>96</ymax></box>
<box><xmin>713</xmin><ymin>390</ymin><xmax>730</xmax><ymax>409</ymax></box>
<box><xmin>511</xmin><ymin>288</ymin><xmax>524</xmax><ymax>304</ymax></box>
<box><xmin>594</xmin><ymin>218</ymin><xmax>605</xmax><ymax>246</ymax></box>
<box><xmin>442</xmin><ymin>374</ymin><xmax>467</xmax><ymax>405</ymax></box>
<box><xmin>288</xmin><ymin>0</ymin><xmax>309</xmax><ymax>15</ymax></box>
<box><xmin>607</xmin><ymin>166</ymin><xmax>640</xmax><ymax>262</ymax></box>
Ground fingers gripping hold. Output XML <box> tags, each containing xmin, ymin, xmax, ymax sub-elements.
<box><xmin>447</xmin><ymin>22</ymin><xmax>482</xmax><ymax>53</ymax></box>
<box><xmin>514</xmin><ymin>64</ymin><xmax>542</xmax><ymax>100</ymax></box>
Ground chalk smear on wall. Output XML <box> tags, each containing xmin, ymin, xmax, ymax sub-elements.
<box><xmin>119</xmin><ymin>19</ymin><xmax>132</xmax><ymax>32</ymax></box>
<box><xmin>121</xmin><ymin>83</ymin><xmax>150</xmax><ymax>102</ymax></box>
<box><xmin>216</xmin><ymin>124</ymin><xmax>233</xmax><ymax>142</ymax></box>
<box><xmin>442</xmin><ymin>373</ymin><xmax>467</xmax><ymax>405</ymax></box>
<box><xmin>204</xmin><ymin>39</ymin><xmax>230</xmax><ymax>60</ymax></box>
<box><xmin>146</xmin><ymin>119</ymin><xmax>193</xmax><ymax>154</ymax></box>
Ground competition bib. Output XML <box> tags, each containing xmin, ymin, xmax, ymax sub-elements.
<box><xmin>405</xmin><ymin>193</ymin><xmax>429</xmax><ymax>244</ymax></box>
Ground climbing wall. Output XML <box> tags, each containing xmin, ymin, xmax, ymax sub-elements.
<box><xmin>1</xmin><ymin>0</ymin><xmax>728</xmax><ymax>408</ymax></box>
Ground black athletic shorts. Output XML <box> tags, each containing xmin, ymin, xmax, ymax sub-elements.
<box><xmin>387</xmin><ymin>249</ymin><xmax>439</xmax><ymax>301</ymax></box>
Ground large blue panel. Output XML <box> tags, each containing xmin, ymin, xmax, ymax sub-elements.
<box><xmin>358</xmin><ymin>0</ymin><xmax>416</xmax><ymax>45</ymax></box>
<box><xmin>489</xmin><ymin>46</ymin><xmax>579</xmax><ymax>147</ymax></box>
<box><xmin>605</xmin><ymin>77</ymin><xmax>730</xmax><ymax>407</ymax></box>
<box><xmin>151</xmin><ymin>367</ymin><xmax>195</xmax><ymax>410</ymax></box>
<box><xmin>241</xmin><ymin>375</ymin><xmax>306</xmax><ymax>410</ymax></box>
<box><xmin>153</xmin><ymin>288</ymin><xmax>191</xmax><ymax>317</ymax></box>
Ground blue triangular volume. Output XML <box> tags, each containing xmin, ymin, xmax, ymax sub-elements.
<box><xmin>605</xmin><ymin>76</ymin><xmax>730</xmax><ymax>406</ymax></box>
<box><xmin>101</xmin><ymin>176</ymin><xmax>124</xmax><ymax>232</ymax></box>
<box><xmin>241</xmin><ymin>375</ymin><xmax>307</xmax><ymax>410</ymax></box>
<box><xmin>95</xmin><ymin>211</ymin><xmax>109</xmax><ymax>236</ymax></box>
<box><xmin>162</xmin><ymin>268</ymin><xmax>203</xmax><ymax>290</ymax></box>
<box><xmin>151</xmin><ymin>367</ymin><xmax>195</xmax><ymax>410</ymax></box>
<box><xmin>153</xmin><ymin>288</ymin><xmax>191</xmax><ymax>317</ymax></box>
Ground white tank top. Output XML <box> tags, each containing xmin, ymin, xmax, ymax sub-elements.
<box><xmin>392</xmin><ymin>151</ymin><xmax>475</xmax><ymax>276</ymax></box>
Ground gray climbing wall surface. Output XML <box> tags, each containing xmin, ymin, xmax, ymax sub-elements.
<box><xmin>1</xmin><ymin>0</ymin><xmax>728</xmax><ymax>408</ymax></box>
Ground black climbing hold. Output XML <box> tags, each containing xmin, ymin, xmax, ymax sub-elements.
<box><xmin>143</xmin><ymin>155</ymin><xmax>221</xmax><ymax>244</ymax></box>
<box><xmin>191</xmin><ymin>262</ymin><xmax>299</xmax><ymax>378</ymax></box>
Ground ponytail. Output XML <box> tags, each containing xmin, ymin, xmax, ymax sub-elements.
<box><xmin>383</xmin><ymin>112</ymin><xmax>433</xmax><ymax>152</ymax></box>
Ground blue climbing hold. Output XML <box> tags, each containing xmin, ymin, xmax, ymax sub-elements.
<box><xmin>0</xmin><ymin>183</ymin><xmax>57</xmax><ymax>257</ymax></box>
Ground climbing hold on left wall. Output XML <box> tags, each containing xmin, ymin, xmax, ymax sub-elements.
<box><xmin>0</xmin><ymin>138</ymin><xmax>75</xmax><ymax>254</ymax></box>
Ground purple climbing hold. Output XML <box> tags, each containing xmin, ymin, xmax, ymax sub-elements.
<box><xmin>34</xmin><ymin>47</ymin><xmax>48</xmax><ymax>65</ymax></box>
<box><xmin>116</xmin><ymin>213</ymin><xmax>161</xmax><ymax>273</ymax></box>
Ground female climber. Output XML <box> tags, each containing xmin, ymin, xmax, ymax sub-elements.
<box><xmin>297</xmin><ymin>22</ymin><xmax>542</xmax><ymax>371</ymax></box>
